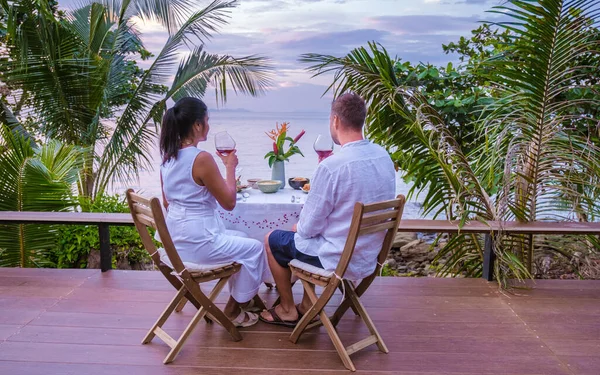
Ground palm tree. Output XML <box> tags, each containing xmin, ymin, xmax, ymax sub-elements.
<box><xmin>1</xmin><ymin>0</ymin><xmax>273</xmax><ymax>200</ymax></box>
<box><xmin>0</xmin><ymin>124</ymin><xmax>83</xmax><ymax>267</ymax></box>
<box><xmin>300</xmin><ymin>0</ymin><xmax>600</xmax><ymax>284</ymax></box>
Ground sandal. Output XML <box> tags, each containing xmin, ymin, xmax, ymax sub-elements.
<box><xmin>259</xmin><ymin>307</ymin><xmax>299</xmax><ymax>328</ymax></box>
<box><xmin>241</xmin><ymin>298</ymin><xmax>263</xmax><ymax>313</ymax></box>
<box><xmin>231</xmin><ymin>310</ymin><xmax>259</xmax><ymax>328</ymax></box>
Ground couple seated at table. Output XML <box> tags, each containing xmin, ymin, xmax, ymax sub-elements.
<box><xmin>159</xmin><ymin>93</ymin><xmax>396</xmax><ymax>328</ymax></box>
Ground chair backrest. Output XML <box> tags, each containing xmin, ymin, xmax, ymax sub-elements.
<box><xmin>125</xmin><ymin>189</ymin><xmax>187</xmax><ymax>275</ymax></box>
<box><xmin>334</xmin><ymin>195</ymin><xmax>406</xmax><ymax>278</ymax></box>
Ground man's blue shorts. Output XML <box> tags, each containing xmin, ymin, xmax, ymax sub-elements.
<box><xmin>268</xmin><ymin>230</ymin><xmax>323</xmax><ymax>269</ymax></box>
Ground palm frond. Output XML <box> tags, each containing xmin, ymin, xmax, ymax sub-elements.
<box><xmin>0</xmin><ymin>125</ymin><xmax>82</xmax><ymax>267</ymax></box>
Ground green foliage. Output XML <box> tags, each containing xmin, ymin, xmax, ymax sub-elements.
<box><xmin>301</xmin><ymin>0</ymin><xmax>600</xmax><ymax>285</ymax></box>
<box><xmin>1</xmin><ymin>0</ymin><xmax>274</xmax><ymax>200</ymax></box>
<box><xmin>264</xmin><ymin>123</ymin><xmax>305</xmax><ymax>167</ymax></box>
<box><xmin>0</xmin><ymin>124</ymin><xmax>82</xmax><ymax>267</ymax></box>
<box><xmin>380</xmin><ymin>263</ymin><xmax>398</xmax><ymax>277</ymax></box>
<box><xmin>51</xmin><ymin>194</ymin><xmax>152</xmax><ymax>269</ymax></box>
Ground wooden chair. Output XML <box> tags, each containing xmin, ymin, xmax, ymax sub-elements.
<box><xmin>125</xmin><ymin>189</ymin><xmax>265</xmax><ymax>364</ymax></box>
<box><xmin>289</xmin><ymin>195</ymin><xmax>406</xmax><ymax>371</ymax></box>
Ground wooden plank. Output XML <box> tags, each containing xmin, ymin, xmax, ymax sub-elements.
<box><xmin>0</xmin><ymin>324</ymin><xmax>21</xmax><ymax>341</ymax></box>
<box><xmin>398</xmin><ymin>219</ymin><xmax>600</xmax><ymax>234</ymax></box>
<box><xmin>0</xmin><ymin>341</ymin><xmax>571</xmax><ymax>374</ymax></box>
<box><xmin>557</xmin><ymin>356</ymin><xmax>600</xmax><ymax>375</ymax></box>
<box><xmin>542</xmin><ymin>339</ymin><xmax>600</xmax><ymax>356</ymax></box>
<box><xmin>7</xmin><ymin>325</ymin><xmax>555</xmax><ymax>358</ymax></box>
<box><xmin>0</xmin><ymin>211</ymin><xmax>133</xmax><ymax>225</ymax></box>
<box><xmin>46</xmin><ymin>299</ymin><xmax>519</xmax><ymax>323</ymax></box>
<box><xmin>0</xmin><ymin>309</ymin><xmax>44</xmax><ymax>325</ymax></box>
<box><xmin>0</xmin><ymin>268</ymin><xmax>97</xmax><ymax>278</ymax></box>
<box><xmin>0</xmin><ymin>362</ymin><xmax>394</xmax><ymax>375</ymax></box>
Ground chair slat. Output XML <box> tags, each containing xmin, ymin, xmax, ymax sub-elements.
<box><xmin>133</xmin><ymin>202</ymin><xmax>153</xmax><ymax>218</ymax></box>
<box><xmin>129</xmin><ymin>192</ymin><xmax>153</xmax><ymax>207</ymax></box>
<box><xmin>362</xmin><ymin>200</ymin><xmax>402</xmax><ymax>213</ymax></box>
<box><xmin>359</xmin><ymin>221</ymin><xmax>397</xmax><ymax>235</ymax></box>
<box><xmin>136</xmin><ymin>213</ymin><xmax>157</xmax><ymax>229</ymax></box>
<box><xmin>360</xmin><ymin>210</ymin><xmax>398</xmax><ymax>226</ymax></box>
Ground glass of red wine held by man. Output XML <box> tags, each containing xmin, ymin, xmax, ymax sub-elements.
<box><xmin>313</xmin><ymin>134</ymin><xmax>334</xmax><ymax>163</ymax></box>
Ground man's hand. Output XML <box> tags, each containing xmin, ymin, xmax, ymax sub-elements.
<box><xmin>292</xmin><ymin>223</ymin><xmax>298</xmax><ymax>232</ymax></box>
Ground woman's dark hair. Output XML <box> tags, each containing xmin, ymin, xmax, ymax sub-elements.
<box><xmin>160</xmin><ymin>97</ymin><xmax>208</xmax><ymax>163</ymax></box>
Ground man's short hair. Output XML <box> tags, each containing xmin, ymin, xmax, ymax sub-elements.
<box><xmin>331</xmin><ymin>93</ymin><xmax>367</xmax><ymax>131</ymax></box>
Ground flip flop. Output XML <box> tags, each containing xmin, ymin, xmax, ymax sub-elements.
<box><xmin>259</xmin><ymin>307</ymin><xmax>299</xmax><ymax>328</ymax></box>
<box><xmin>232</xmin><ymin>310</ymin><xmax>259</xmax><ymax>328</ymax></box>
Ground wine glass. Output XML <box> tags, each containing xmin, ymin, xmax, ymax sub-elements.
<box><xmin>313</xmin><ymin>134</ymin><xmax>334</xmax><ymax>162</ymax></box>
<box><xmin>215</xmin><ymin>131</ymin><xmax>236</xmax><ymax>155</ymax></box>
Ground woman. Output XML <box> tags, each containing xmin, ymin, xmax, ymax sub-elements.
<box><xmin>159</xmin><ymin>97</ymin><xmax>266</xmax><ymax>327</ymax></box>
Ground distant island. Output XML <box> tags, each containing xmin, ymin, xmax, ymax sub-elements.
<box><xmin>210</xmin><ymin>108</ymin><xmax>253</xmax><ymax>113</ymax></box>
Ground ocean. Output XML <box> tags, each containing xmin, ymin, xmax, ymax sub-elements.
<box><xmin>110</xmin><ymin>111</ymin><xmax>428</xmax><ymax>218</ymax></box>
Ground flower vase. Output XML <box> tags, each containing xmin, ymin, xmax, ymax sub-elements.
<box><xmin>271</xmin><ymin>161</ymin><xmax>285</xmax><ymax>189</ymax></box>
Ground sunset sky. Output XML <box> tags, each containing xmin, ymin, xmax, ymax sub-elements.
<box><xmin>61</xmin><ymin>0</ymin><xmax>504</xmax><ymax>112</ymax></box>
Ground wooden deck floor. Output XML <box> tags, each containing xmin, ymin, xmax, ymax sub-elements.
<box><xmin>0</xmin><ymin>269</ymin><xmax>599</xmax><ymax>375</ymax></box>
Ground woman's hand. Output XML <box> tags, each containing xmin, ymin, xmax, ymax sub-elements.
<box><xmin>216</xmin><ymin>150</ymin><xmax>238</xmax><ymax>169</ymax></box>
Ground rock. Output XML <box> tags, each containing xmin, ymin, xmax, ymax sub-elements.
<box><xmin>400</xmin><ymin>239</ymin><xmax>424</xmax><ymax>253</ymax></box>
<box><xmin>385</xmin><ymin>259</ymin><xmax>397</xmax><ymax>269</ymax></box>
<box><xmin>393</xmin><ymin>232</ymin><xmax>418</xmax><ymax>248</ymax></box>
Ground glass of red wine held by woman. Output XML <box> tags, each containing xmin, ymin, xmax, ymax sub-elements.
<box><xmin>313</xmin><ymin>134</ymin><xmax>334</xmax><ymax>163</ymax></box>
<box><xmin>215</xmin><ymin>131</ymin><xmax>236</xmax><ymax>155</ymax></box>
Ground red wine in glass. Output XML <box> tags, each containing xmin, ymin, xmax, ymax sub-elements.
<box><xmin>315</xmin><ymin>150</ymin><xmax>333</xmax><ymax>159</ymax></box>
<box><xmin>313</xmin><ymin>134</ymin><xmax>334</xmax><ymax>162</ymax></box>
<box><xmin>216</xmin><ymin>147</ymin><xmax>235</xmax><ymax>155</ymax></box>
<box><xmin>215</xmin><ymin>131</ymin><xmax>236</xmax><ymax>155</ymax></box>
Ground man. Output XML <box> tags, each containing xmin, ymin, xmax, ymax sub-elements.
<box><xmin>259</xmin><ymin>92</ymin><xmax>396</xmax><ymax>326</ymax></box>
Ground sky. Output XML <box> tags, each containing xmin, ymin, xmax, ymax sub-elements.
<box><xmin>60</xmin><ymin>0</ymin><xmax>505</xmax><ymax>112</ymax></box>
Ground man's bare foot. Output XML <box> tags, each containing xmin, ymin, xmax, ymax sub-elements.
<box><xmin>296</xmin><ymin>302</ymin><xmax>312</xmax><ymax>316</ymax></box>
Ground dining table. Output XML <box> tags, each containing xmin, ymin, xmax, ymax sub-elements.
<box><xmin>217</xmin><ymin>187</ymin><xmax>306</xmax><ymax>242</ymax></box>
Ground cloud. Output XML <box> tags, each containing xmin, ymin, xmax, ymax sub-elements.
<box><xmin>273</xmin><ymin>29</ymin><xmax>390</xmax><ymax>54</ymax></box>
<box><xmin>367</xmin><ymin>15</ymin><xmax>481</xmax><ymax>35</ymax></box>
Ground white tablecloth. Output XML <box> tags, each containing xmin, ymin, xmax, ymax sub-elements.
<box><xmin>217</xmin><ymin>187</ymin><xmax>306</xmax><ymax>242</ymax></box>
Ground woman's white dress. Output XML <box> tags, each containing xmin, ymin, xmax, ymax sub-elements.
<box><xmin>161</xmin><ymin>147</ymin><xmax>268</xmax><ymax>303</ymax></box>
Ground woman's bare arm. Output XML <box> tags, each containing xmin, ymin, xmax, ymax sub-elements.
<box><xmin>192</xmin><ymin>151</ymin><xmax>238</xmax><ymax>211</ymax></box>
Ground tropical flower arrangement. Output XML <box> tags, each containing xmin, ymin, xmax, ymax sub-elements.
<box><xmin>264</xmin><ymin>122</ymin><xmax>305</xmax><ymax>167</ymax></box>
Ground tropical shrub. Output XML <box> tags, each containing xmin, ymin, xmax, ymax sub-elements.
<box><xmin>0</xmin><ymin>124</ymin><xmax>82</xmax><ymax>267</ymax></box>
<box><xmin>51</xmin><ymin>194</ymin><xmax>152</xmax><ymax>269</ymax></box>
<box><xmin>301</xmin><ymin>0</ymin><xmax>600</xmax><ymax>284</ymax></box>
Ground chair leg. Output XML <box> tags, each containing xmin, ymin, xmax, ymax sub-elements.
<box><xmin>252</xmin><ymin>294</ymin><xmax>267</xmax><ymax>311</ymax></box>
<box><xmin>142</xmin><ymin>286</ymin><xmax>187</xmax><ymax>344</ymax></box>
<box><xmin>295</xmin><ymin>281</ymin><xmax>355</xmax><ymax>371</ymax></box>
<box><xmin>164</xmin><ymin>276</ymin><xmax>237</xmax><ymax>364</ymax></box>
<box><xmin>345</xmin><ymin>280</ymin><xmax>388</xmax><ymax>354</ymax></box>
<box><xmin>336</xmin><ymin>284</ymin><xmax>359</xmax><ymax>317</ymax></box>
<box><xmin>289</xmin><ymin>281</ymin><xmax>319</xmax><ymax>344</ymax></box>
<box><xmin>175</xmin><ymin>297</ymin><xmax>188</xmax><ymax>312</ymax></box>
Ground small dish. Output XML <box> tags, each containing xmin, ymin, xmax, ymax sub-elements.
<box><xmin>257</xmin><ymin>180</ymin><xmax>282</xmax><ymax>194</ymax></box>
<box><xmin>289</xmin><ymin>177</ymin><xmax>310</xmax><ymax>190</ymax></box>
<box><xmin>301</xmin><ymin>183</ymin><xmax>310</xmax><ymax>194</ymax></box>
<box><xmin>247</xmin><ymin>178</ymin><xmax>261</xmax><ymax>189</ymax></box>
<box><xmin>236</xmin><ymin>184</ymin><xmax>249</xmax><ymax>193</ymax></box>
